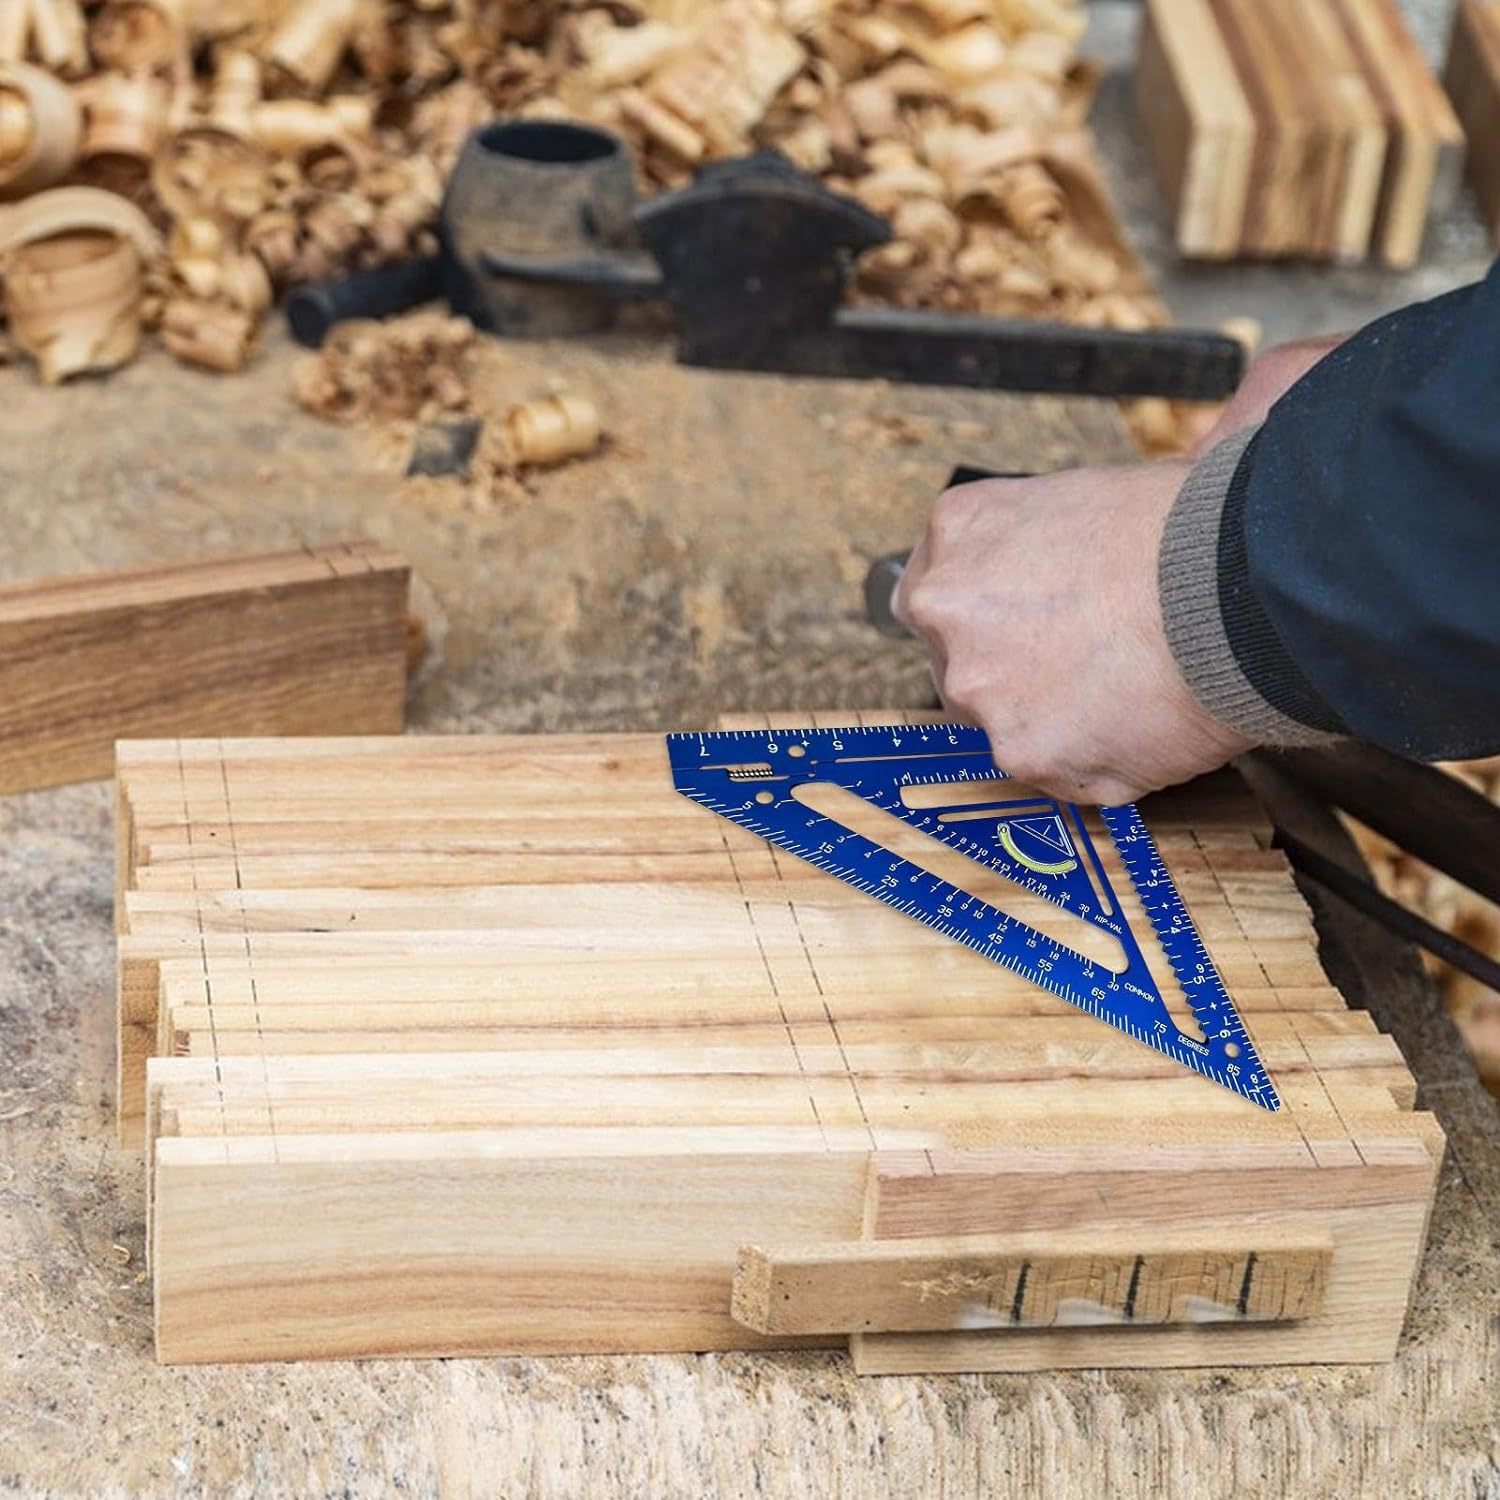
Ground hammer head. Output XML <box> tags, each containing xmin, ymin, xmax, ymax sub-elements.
<box><xmin>635</xmin><ymin>152</ymin><xmax>890</xmax><ymax>368</ymax></box>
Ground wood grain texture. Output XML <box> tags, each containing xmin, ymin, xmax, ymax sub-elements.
<box><xmin>0</xmin><ymin>541</ymin><xmax>409</xmax><ymax>793</ymax></box>
<box><xmin>1330</xmin><ymin>0</ymin><xmax>1464</xmax><ymax>268</ymax></box>
<box><xmin>1446</xmin><ymin>0</ymin><xmax>1500</xmax><ymax>245</ymax></box>
<box><xmin>116</xmin><ymin>714</ymin><xmax>1442</xmax><ymax>1370</ymax></box>
<box><xmin>732</xmin><ymin>1227</ymin><xmax>1333</xmax><ymax>1335</ymax></box>
<box><xmin>1137</xmin><ymin>0</ymin><xmax>1457</xmax><ymax>264</ymax></box>
<box><xmin>1303</xmin><ymin>0</ymin><xmax>1388</xmax><ymax>262</ymax></box>
<box><xmin>1135</xmin><ymin>0</ymin><xmax>1254</xmax><ymax>258</ymax></box>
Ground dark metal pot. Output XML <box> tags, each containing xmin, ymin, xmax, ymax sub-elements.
<box><xmin>440</xmin><ymin>119</ymin><xmax>638</xmax><ymax>338</ymax></box>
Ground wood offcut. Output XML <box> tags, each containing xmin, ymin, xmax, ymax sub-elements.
<box><xmin>731</xmin><ymin>1228</ymin><xmax>1333</xmax><ymax>1335</ymax></box>
<box><xmin>0</xmin><ymin>540</ymin><xmax>409</xmax><ymax>794</ymax></box>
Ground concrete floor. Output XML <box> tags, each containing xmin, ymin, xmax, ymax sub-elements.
<box><xmin>1084</xmin><ymin>0</ymin><xmax>1496</xmax><ymax>347</ymax></box>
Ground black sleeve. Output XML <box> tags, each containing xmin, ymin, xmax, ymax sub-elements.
<box><xmin>1227</xmin><ymin>261</ymin><xmax>1500</xmax><ymax>760</ymax></box>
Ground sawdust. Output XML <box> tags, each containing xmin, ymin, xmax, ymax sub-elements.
<box><xmin>291</xmin><ymin>313</ymin><xmax>480</xmax><ymax>423</ymax></box>
<box><xmin>682</xmin><ymin>579</ymin><xmax>730</xmax><ymax>664</ymax></box>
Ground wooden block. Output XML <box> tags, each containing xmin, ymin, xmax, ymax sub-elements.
<box><xmin>118</xmin><ymin>723</ymin><xmax>1441</xmax><ymax>1370</ymax></box>
<box><xmin>1446</xmin><ymin>0</ymin><xmax>1500</xmax><ymax>244</ymax></box>
<box><xmin>732</xmin><ymin>1227</ymin><xmax>1333</xmax><ymax>1336</ymax></box>
<box><xmin>0</xmin><ymin>542</ymin><xmax>409</xmax><ymax>794</ymax></box>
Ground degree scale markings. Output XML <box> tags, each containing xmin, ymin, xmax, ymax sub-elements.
<box><xmin>669</xmin><ymin>725</ymin><xmax>1279</xmax><ymax>1111</ymax></box>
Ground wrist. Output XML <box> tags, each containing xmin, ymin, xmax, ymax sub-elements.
<box><xmin>1158</xmin><ymin>428</ymin><xmax>1345</xmax><ymax>748</ymax></box>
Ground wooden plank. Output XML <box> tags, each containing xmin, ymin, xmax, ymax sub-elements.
<box><xmin>849</xmin><ymin>1201</ymin><xmax>1432</xmax><ymax>1373</ymax></box>
<box><xmin>112</xmin><ymin>940</ymin><xmax>1344</xmax><ymax>1147</ymax></box>
<box><xmin>1209</xmin><ymin>0</ymin><xmax>1323</xmax><ymax>259</ymax></box>
<box><xmin>1446</xmin><ymin>0</ymin><xmax>1500</xmax><ymax>245</ymax></box>
<box><xmin>1303</xmin><ymin>0</ymin><xmax>1389</xmax><ymax>261</ymax></box>
<box><xmin>1332</xmin><ymin>0</ymin><xmax>1465</xmax><ymax>268</ymax></box>
<box><xmin>731</xmin><ymin>1227</ymin><xmax>1333</xmax><ymax>1335</ymax></box>
<box><xmin>1135</xmin><ymin>0</ymin><xmax>1255</xmax><ymax>258</ymax></box>
<box><xmin>151</xmin><ymin>1138</ymin><xmax>868</xmax><ymax>1364</ymax></box>
<box><xmin>867</xmin><ymin>1135</ymin><xmax>1441</xmax><ymax>1244</ymax></box>
<box><xmin>0</xmin><ymin>542</ymin><xmax>409</xmax><ymax>793</ymax></box>
<box><xmin>142</xmin><ymin>1054</ymin><xmax>1415</xmax><ymax>1152</ymax></box>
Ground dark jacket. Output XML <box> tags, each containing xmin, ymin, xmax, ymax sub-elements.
<box><xmin>1160</xmin><ymin>261</ymin><xmax>1500</xmax><ymax>760</ymax></box>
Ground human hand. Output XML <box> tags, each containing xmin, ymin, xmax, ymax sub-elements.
<box><xmin>892</xmin><ymin>462</ymin><xmax>1253</xmax><ymax>805</ymax></box>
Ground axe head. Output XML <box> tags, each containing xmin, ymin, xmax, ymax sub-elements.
<box><xmin>635</xmin><ymin>152</ymin><xmax>891</xmax><ymax>367</ymax></box>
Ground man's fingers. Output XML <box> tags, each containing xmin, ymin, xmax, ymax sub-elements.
<box><xmin>888</xmin><ymin>536</ymin><xmax>929</xmax><ymax>631</ymax></box>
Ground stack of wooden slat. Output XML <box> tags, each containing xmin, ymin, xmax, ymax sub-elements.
<box><xmin>1446</xmin><ymin>0</ymin><xmax>1500</xmax><ymax>245</ymax></box>
<box><xmin>118</xmin><ymin>712</ymin><xmax>1442</xmax><ymax>1369</ymax></box>
<box><xmin>1136</xmin><ymin>0</ymin><xmax>1463</xmax><ymax>265</ymax></box>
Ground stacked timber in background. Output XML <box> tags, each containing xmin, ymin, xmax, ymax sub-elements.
<box><xmin>1137</xmin><ymin>0</ymin><xmax>1464</xmax><ymax>265</ymax></box>
<box><xmin>117</xmin><ymin>711</ymin><xmax>1442</xmax><ymax>1370</ymax></box>
<box><xmin>1446</xmin><ymin>0</ymin><xmax>1500</xmax><ymax>244</ymax></box>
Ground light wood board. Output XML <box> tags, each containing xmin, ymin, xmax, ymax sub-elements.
<box><xmin>116</xmin><ymin>713</ymin><xmax>1442</xmax><ymax>1369</ymax></box>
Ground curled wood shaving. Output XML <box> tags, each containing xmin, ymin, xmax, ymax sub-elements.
<box><xmin>0</xmin><ymin>181</ymin><xmax>160</xmax><ymax>256</ymax></box>
<box><xmin>501</xmin><ymin>392</ymin><xmax>602</xmax><ymax>468</ymax></box>
<box><xmin>89</xmin><ymin>0</ymin><xmax>190</xmax><ymax>78</ymax></box>
<box><xmin>0</xmin><ymin>61</ymin><xmax>81</xmax><ymax>198</ymax></box>
<box><xmin>2</xmin><ymin>226</ymin><xmax>144</xmax><ymax>381</ymax></box>
<box><xmin>76</xmin><ymin>71</ymin><xmax>173</xmax><ymax>169</ymax></box>
<box><xmin>1349</xmin><ymin>763</ymin><xmax>1500</xmax><ymax>1094</ymax></box>
<box><xmin>158</xmin><ymin>292</ymin><xmax>256</xmax><ymax>370</ymax></box>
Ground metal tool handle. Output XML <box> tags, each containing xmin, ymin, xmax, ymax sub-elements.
<box><xmin>478</xmin><ymin>247</ymin><xmax>664</xmax><ymax>300</ymax></box>
<box><xmin>284</xmin><ymin>256</ymin><xmax>446</xmax><ymax>349</ymax></box>
<box><xmin>826</xmin><ymin>307</ymin><xmax>1247</xmax><ymax>401</ymax></box>
<box><xmin>865</xmin><ymin>466</ymin><xmax>1024</xmax><ymax>636</ymax></box>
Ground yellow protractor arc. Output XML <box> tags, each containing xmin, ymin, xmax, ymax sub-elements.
<box><xmin>997</xmin><ymin>822</ymin><xmax>1078</xmax><ymax>876</ymax></box>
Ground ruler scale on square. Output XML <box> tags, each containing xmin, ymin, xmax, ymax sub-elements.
<box><xmin>668</xmin><ymin>723</ymin><xmax>1279</xmax><ymax>1111</ymax></box>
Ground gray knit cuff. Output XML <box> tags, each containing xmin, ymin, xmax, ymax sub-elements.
<box><xmin>1159</xmin><ymin>428</ymin><xmax>1341</xmax><ymax>748</ymax></box>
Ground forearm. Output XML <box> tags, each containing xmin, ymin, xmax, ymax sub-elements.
<box><xmin>1160</xmin><ymin>264</ymin><xmax>1500</xmax><ymax>761</ymax></box>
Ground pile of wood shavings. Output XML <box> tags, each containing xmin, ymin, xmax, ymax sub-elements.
<box><xmin>293</xmin><ymin>311</ymin><xmax>604</xmax><ymax>499</ymax></box>
<box><xmin>0</xmin><ymin>0</ymin><xmax>1182</xmax><ymax>392</ymax></box>
<box><xmin>290</xmin><ymin>312</ymin><xmax>477</xmax><ymax>422</ymax></box>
